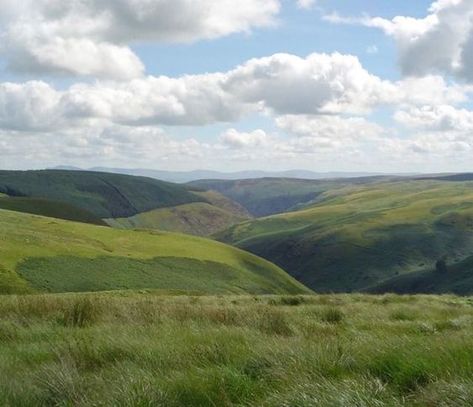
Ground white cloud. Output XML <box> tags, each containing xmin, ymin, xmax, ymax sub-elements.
<box><xmin>0</xmin><ymin>0</ymin><xmax>280</xmax><ymax>78</ymax></box>
<box><xmin>0</xmin><ymin>53</ymin><xmax>403</xmax><ymax>131</ymax></box>
<box><xmin>220</xmin><ymin>128</ymin><xmax>272</xmax><ymax>149</ymax></box>
<box><xmin>296</xmin><ymin>0</ymin><xmax>316</xmax><ymax>10</ymax></box>
<box><xmin>224</xmin><ymin>53</ymin><xmax>397</xmax><ymax>115</ymax></box>
<box><xmin>395</xmin><ymin>104</ymin><xmax>473</xmax><ymax>131</ymax></box>
<box><xmin>328</xmin><ymin>0</ymin><xmax>473</xmax><ymax>82</ymax></box>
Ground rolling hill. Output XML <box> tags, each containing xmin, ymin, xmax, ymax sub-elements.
<box><xmin>0</xmin><ymin>170</ymin><xmax>250</xmax><ymax>235</ymax></box>
<box><xmin>0</xmin><ymin>194</ymin><xmax>106</xmax><ymax>225</ymax></box>
<box><xmin>218</xmin><ymin>179</ymin><xmax>473</xmax><ymax>293</ymax></box>
<box><xmin>107</xmin><ymin>190</ymin><xmax>251</xmax><ymax>236</ymax></box>
<box><xmin>188</xmin><ymin>177</ymin><xmax>392</xmax><ymax>217</ymax></box>
<box><xmin>0</xmin><ymin>170</ymin><xmax>203</xmax><ymax>219</ymax></box>
<box><xmin>0</xmin><ymin>209</ymin><xmax>308</xmax><ymax>295</ymax></box>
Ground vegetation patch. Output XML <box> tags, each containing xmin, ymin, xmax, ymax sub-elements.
<box><xmin>0</xmin><ymin>293</ymin><xmax>471</xmax><ymax>405</ymax></box>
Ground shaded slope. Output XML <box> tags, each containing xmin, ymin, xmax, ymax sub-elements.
<box><xmin>218</xmin><ymin>180</ymin><xmax>473</xmax><ymax>293</ymax></box>
<box><xmin>189</xmin><ymin>177</ymin><xmax>391</xmax><ymax>217</ymax></box>
<box><xmin>367</xmin><ymin>255</ymin><xmax>473</xmax><ymax>295</ymax></box>
<box><xmin>0</xmin><ymin>170</ymin><xmax>203</xmax><ymax>218</ymax></box>
<box><xmin>0</xmin><ymin>209</ymin><xmax>309</xmax><ymax>295</ymax></box>
<box><xmin>107</xmin><ymin>202</ymin><xmax>248</xmax><ymax>237</ymax></box>
<box><xmin>0</xmin><ymin>195</ymin><xmax>106</xmax><ymax>225</ymax></box>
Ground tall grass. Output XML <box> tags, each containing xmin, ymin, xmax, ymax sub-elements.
<box><xmin>0</xmin><ymin>293</ymin><xmax>473</xmax><ymax>405</ymax></box>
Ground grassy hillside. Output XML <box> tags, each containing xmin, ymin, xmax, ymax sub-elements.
<box><xmin>189</xmin><ymin>177</ymin><xmax>389</xmax><ymax>217</ymax></box>
<box><xmin>0</xmin><ymin>195</ymin><xmax>106</xmax><ymax>226</ymax></box>
<box><xmin>107</xmin><ymin>202</ymin><xmax>249</xmax><ymax>237</ymax></box>
<box><xmin>0</xmin><ymin>209</ymin><xmax>308</xmax><ymax>295</ymax></box>
<box><xmin>0</xmin><ymin>170</ymin><xmax>203</xmax><ymax>218</ymax></box>
<box><xmin>1</xmin><ymin>293</ymin><xmax>473</xmax><ymax>406</ymax></box>
<box><xmin>367</xmin><ymin>254</ymin><xmax>473</xmax><ymax>295</ymax></box>
<box><xmin>106</xmin><ymin>190</ymin><xmax>251</xmax><ymax>237</ymax></box>
<box><xmin>219</xmin><ymin>179</ymin><xmax>473</xmax><ymax>293</ymax></box>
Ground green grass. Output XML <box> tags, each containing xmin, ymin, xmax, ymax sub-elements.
<box><xmin>1</xmin><ymin>292</ymin><xmax>473</xmax><ymax>405</ymax></box>
<box><xmin>0</xmin><ymin>209</ymin><xmax>308</xmax><ymax>295</ymax></box>
<box><xmin>107</xmin><ymin>202</ymin><xmax>249</xmax><ymax>236</ymax></box>
<box><xmin>0</xmin><ymin>195</ymin><xmax>106</xmax><ymax>226</ymax></box>
<box><xmin>0</xmin><ymin>170</ymin><xmax>204</xmax><ymax>218</ymax></box>
<box><xmin>218</xmin><ymin>179</ymin><xmax>473</xmax><ymax>293</ymax></box>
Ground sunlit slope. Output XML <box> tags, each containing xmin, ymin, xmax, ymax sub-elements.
<box><xmin>107</xmin><ymin>202</ymin><xmax>248</xmax><ymax>236</ymax></box>
<box><xmin>0</xmin><ymin>209</ymin><xmax>308</xmax><ymax>295</ymax></box>
<box><xmin>106</xmin><ymin>190</ymin><xmax>251</xmax><ymax>236</ymax></box>
<box><xmin>218</xmin><ymin>180</ymin><xmax>473</xmax><ymax>292</ymax></box>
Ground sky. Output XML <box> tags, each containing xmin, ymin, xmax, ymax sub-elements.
<box><xmin>1</xmin><ymin>0</ymin><xmax>473</xmax><ymax>173</ymax></box>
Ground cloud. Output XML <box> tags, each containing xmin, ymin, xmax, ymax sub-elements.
<box><xmin>220</xmin><ymin>128</ymin><xmax>272</xmax><ymax>149</ymax></box>
<box><xmin>395</xmin><ymin>104</ymin><xmax>473</xmax><ymax>132</ymax></box>
<box><xmin>296</xmin><ymin>0</ymin><xmax>316</xmax><ymax>10</ymax></box>
<box><xmin>327</xmin><ymin>0</ymin><xmax>473</xmax><ymax>82</ymax></box>
<box><xmin>0</xmin><ymin>0</ymin><xmax>280</xmax><ymax>78</ymax></box>
<box><xmin>276</xmin><ymin>115</ymin><xmax>384</xmax><ymax>150</ymax></box>
<box><xmin>0</xmin><ymin>53</ymin><xmax>397</xmax><ymax>131</ymax></box>
<box><xmin>224</xmin><ymin>53</ymin><xmax>397</xmax><ymax>115</ymax></box>
<box><xmin>0</xmin><ymin>53</ymin><xmax>469</xmax><ymax>134</ymax></box>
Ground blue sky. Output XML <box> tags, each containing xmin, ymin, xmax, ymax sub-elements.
<box><xmin>1</xmin><ymin>0</ymin><xmax>473</xmax><ymax>173</ymax></box>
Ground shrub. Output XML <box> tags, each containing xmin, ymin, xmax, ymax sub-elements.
<box><xmin>270</xmin><ymin>296</ymin><xmax>306</xmax><ymax>306</ymax></box>
<box><xmin>60</xmin><ymin>297</ymin><xmax>100</xmax><ymax>328</ymax></box>
<box><xmin>258</xmin><ymin>309</ymin><xmax>293</xmax><ymax>336</ymax></box>
<box><xmin>320</xmin><ymin>308</ymin><xmax>344</xmax><ymax>324</ymax></box>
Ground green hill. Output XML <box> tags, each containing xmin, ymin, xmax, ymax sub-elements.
<box><xmin>107</xmin><ymin>190</ymin><xmax>251</xmax><ymax>236</ymax></box>
<box><xmin>218</xmin><ymin>179</ymin><xmax>473</xmax><ymax>293</ymax></box>
<box><xmin>367</xmin><ymin>254</ymin><xmax>473</xmax><ymax>295</ymax></box>
<box><xmin>188</xmin><ymin>177</ymin><xmax>389</xmax><ymax>217</ymax></box>
<box><xmin>107</xmin><ymin>202</ymin><xmax>249</xmax><ymax>236</ymax></box>
<box><xmin>0</xmin><ymin>209</ymin><xmax>308</xmax><ymax>295</ymax></box>
<box><xmin>0</xmin><ymin>170</ymin><xmax>203</xmax><ymax>219</ymax></box>
<box><xmin>0</xmin><ymin>195</ymin><xmax>106</xmax><ymax>226</ymax></box>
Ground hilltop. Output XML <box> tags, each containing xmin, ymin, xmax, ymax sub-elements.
<box><xmin>0</xmin><ymin>209</ymin><xmax>307</xmax><ymax>295</ymax></box>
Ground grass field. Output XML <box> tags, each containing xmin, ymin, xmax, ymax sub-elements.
<box><xmin>0</xmin><ymin>209</ymin><xmax>307</xmax><ymax>295</ymax></box>
<box><xmin>219</xmin><ymin>179</ymin><xmax>473</xmax><ymax>293</ymax></box>
<box><xmin>1</xmin><ymin>292</ymin><xmax>473</xmax><ymax>406</ymax></box>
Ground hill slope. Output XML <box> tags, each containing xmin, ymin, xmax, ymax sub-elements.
<box><xmin>367</xmin><ymin>254</ymin><xmax>473</xmax><ymax>295</ymax></box>
<box><xmin>189</xmin><ymin>177</ymin><xmax>391</xmax><ymax>217</ymax></box>
<box><xmin>218</xmin><ymin>180</ymin><xmax>473</xmax><ymax>293</ymax></box>
<box><xmin>0</xmin><ymin>195</ymin><xmax>106</xmax><ymax>226</ymax></box>
<box><xmin>107</xmin><ymin>190</ymin><xmax>251</xmax><ymax>236</ymax></box>
<box><xmin>0</xmin><ymin>170</ymin><xmax>203</xmax><ymax>219</ymax></box>
<box><xmin>0</xmin><ymin>209</ymin><xmax>308</xmax><ymax>295</ymax></box>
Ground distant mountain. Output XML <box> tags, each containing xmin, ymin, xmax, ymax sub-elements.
<box><xmin>50</xmin><ymin>166</ymin><xmax>396</xmax><ymax>183</ymax></box>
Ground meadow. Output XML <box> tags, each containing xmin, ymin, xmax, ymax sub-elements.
<box><xmin>1</xmin><ymin>292</ymin><xmax>473</xmax><ymax>406</ymax></box>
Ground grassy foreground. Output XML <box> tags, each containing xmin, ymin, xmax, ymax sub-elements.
<box><xmin>1</xmin><ymin>293</ymin><xmax>473</xmax><ymax>406</ymax></box>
